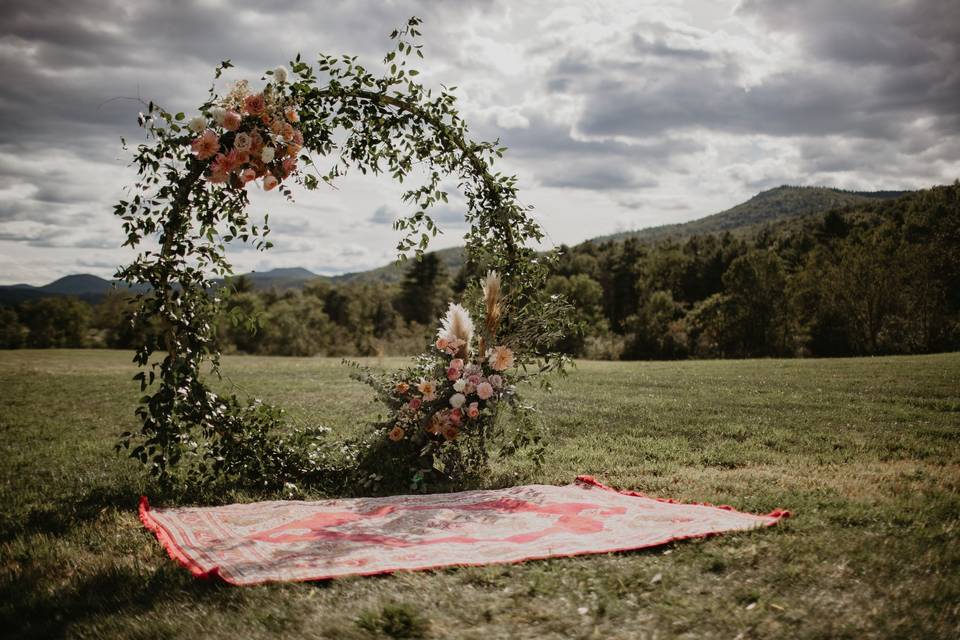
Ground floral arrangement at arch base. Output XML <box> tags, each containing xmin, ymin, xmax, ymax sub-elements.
<box><xmin>353</xmin><ymin>270</ymin><xmax>543</xmax><ymax>492</ymax></box>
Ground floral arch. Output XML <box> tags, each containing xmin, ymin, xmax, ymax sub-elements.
<box><xmin>115</xmin><ymin>19</ymin><xmax>570</xmax><ymax>491</ymax></box>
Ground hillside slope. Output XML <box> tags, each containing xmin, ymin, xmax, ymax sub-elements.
<box><xmin>593</xmin><ymin>186</ymin><xmax>908</xmax><ymax>244</ymax></box>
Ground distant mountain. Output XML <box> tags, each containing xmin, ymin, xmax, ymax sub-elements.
<box><xmin>0</xmin><ymin>267</ymin><xmax>324</xmax><ymax>306</ymax></box>
<box><xmin>0</xmin><ymin>273</ymin><xmax>141</xmax><ymax>305</ymax></box>
<box><xmin>331</xmin><ymin>246</ymin><xmax>466</xmax><ymax>285</ymax></box>
<box><xmin>592</xmin><ymin>186</ymin><xmax>909</xmax><ymax>244</ymax></box>
<box><xmin>230</xmin><ymin>267</ymin><xmax>324</xmax><ymax>291</ymax></box>
<box><xmin>0</xmin><ymin>184</ymin><xmax>915</xmax><ymax>305</ymax></box>
<box><xmin>41</xmin><ymin>274</ymin><xmax>119</xmax><ymax>296</ymax></box>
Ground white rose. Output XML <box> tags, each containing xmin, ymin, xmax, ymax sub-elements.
<box><xmin>210</xmin><ymin>107</ymin><xmax>227</xmax><ymax>126</ymax></box>
<box><xmin>261</xmin><ymin>146</ymin><xmax>275</xmax><ymax>163</ymax></box>
<box><xmin>187</xmin><ymin>115</ymin><xmax>206</xmax><ymax>134</ymax></box>
<box><xmin>273</xmin><ymin>66</ymin><xmax>288</xmax><ymax>83</ymax></box>
<box><xmin>449</xmin><ymin>393</ymin><xmax>466</xmax><ymax>409</ymax></box>
<box><xmin>453</xmin><ymin>379</ymin><xmax>466</xmax><ymax>393</ymax></box>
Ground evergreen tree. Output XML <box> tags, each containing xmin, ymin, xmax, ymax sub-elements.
<box><xmin>394</xmin><ymin>252</ymin><xmax>451</xmax><ymax>325</ymax></box>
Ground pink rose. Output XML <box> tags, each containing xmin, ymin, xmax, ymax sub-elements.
<box><xmin>449</xmin><ymin>408</ymin><xmax>462</xmax><ymax>425</ymax></box>
<box><xmin>488</xmin><ymin>374</ymin><xmax>503</xmax><ymax>389</ymax></box>
<box><xmin>467</xmin><ymin>374</ymin><xmax>481</xmax><ymax>386</ymax></box>
<box><xmin>262</xmin><ymin>175</ymin><xmax>279</xmax><ymax>191</ymax></box>
<box><xmin>222</xmin><ymin>110</ymin><xmax>242</xmax><ymax>131</ymax></box>
<box><xmin>244</xmin><ymin>93</ymin><xmax>266</xmax><ymax>115</ymax></box>
<box><xmin>476</xmin><ymin>382</ymin><xmax>494</xmax><ymax>400</ymax></box>
<box><xmin>450</xmin><ymin>358</ymin><xmax>464</xmax><ymax>371</ymax></box>
<box><xmin>436</xmin><ymin>337</ymin><xmax>449</xmax><ymax>351</ymax></box>
<box><xmin>467</xmin><ymin>402</ymin><xmax>479</xmax><ymax>419</ymax></box>
<box><xmin>446</xmin><ymin>367</ymin><xmax>460</xmax><ymax>381</ymax></box>
<box><xmin>240</xmin><ymin>168</ymin><xmax>257</xmax><ymax>184</ymax></box>
<box><xmin>408</xmin><ymin>397</ymin><xmax>422</xmax><ymax>411</ymax></box>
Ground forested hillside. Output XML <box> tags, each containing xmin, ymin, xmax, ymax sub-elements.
<box><xmin>595</xmin><ymin>185</ymin><xmax>907</xmax><ymax>243</ymax></box>
<box><xmin>1</xmin><ymin>183</ymin><xmax>956</xmax><ymax>359</ymax></box>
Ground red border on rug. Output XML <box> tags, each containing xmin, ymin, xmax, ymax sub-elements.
<box><xmin>139</xmin><ymin>477</ymin><xmax>791</xmax><ymax>586</ymax></box>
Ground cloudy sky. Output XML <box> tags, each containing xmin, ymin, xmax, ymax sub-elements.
<box><xmin>1</xmin><ymin>0</ymin><xmax>957</xmax><ymax>285</ymax></box>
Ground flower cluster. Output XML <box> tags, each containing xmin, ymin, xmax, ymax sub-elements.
<box><xmin>383</xmin><ymin>272</ymin><xmax>515</xmax><ymax>445</ymax></box>
<box><xmin>186</xmin><ymin>68</ymin><xmax>302</xmax><ymax>191</ymax></box>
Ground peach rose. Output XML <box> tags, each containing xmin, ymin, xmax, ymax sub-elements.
<box><xmin>488</xmin><ymin>346</ymin><xmax>515</xmax><ymax>371</ymax></box>
<box><xmin>395</xmin><ymin>382</ymin><xmax>410</xmax><ymax>395</ymax></box>
<box><xmin>467</xmin><ymin>402</ymin><xmax>480</xmax><ymax>419</ymax></box>
<box><xmin>476</xmin><ymin>381</ymin><xmax>494</xmax><ymax>400</ymax></box>
<box><xmin>388</xmin><ymin>425</ymin><xmax>405</xmax><ymax>442</ymax></box>
<box><xmin>244</xmin><ymin>93</ymin><xmax>266</xmax><ymax>115</ymax></box>
<box><xmin>222</xmin><ymin>110</ymin><xmax>242</xmax><ymax>131</ymax></box>
<box><xmin>285</xmin><ymin>107</ymin><xmax>299</xmax><ymax>123</ymax></box>
<box><xmin>262</xmin><ymin>175</ymin><xmax>279</xmax><ymax>191</ymax></box>
<box><xmin>417</xmin><ymin>379</ymin><xmax>438</xmax><ymax>401</ymax></box>
<box><xmin>233</xmin><ymin>132</ymin><xmax>252</xmax><ymax>152</ymax></box>
<box><xmin>191</xmin><ymin>129</ymin><xmax>219</xmax><ymax>160</ymax></box>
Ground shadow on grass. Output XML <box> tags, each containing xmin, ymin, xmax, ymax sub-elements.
<box><xmin>1</xmin><ymin>483</ymin><xmax>144</xmax><ymax>543</ymax></box>
<box><xmin>0</xmin><ymin>560</ymin><xmax>233</xmax><ymax>639</ymax></box>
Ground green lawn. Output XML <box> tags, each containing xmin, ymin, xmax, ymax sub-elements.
<box><xmin>1</xmin><ymin>350</ymin><xmax>958</xmax><ymax>639</ymax></box>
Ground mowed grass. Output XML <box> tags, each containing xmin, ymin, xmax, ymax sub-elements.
<box><xmin>1</xmin><ymin>350</ymin><xmax>958</xmax><ymax>639</ymax></box>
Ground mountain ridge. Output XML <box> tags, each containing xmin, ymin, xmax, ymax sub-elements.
<box><xmin>592</xmin><ymin>185</ymin><xmax>910</xmax><ymax>244</ymax></box>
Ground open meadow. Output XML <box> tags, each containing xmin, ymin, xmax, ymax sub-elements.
<box><xmin>1</xmin><ymin>350</ymin><xmax>958</xmax><ymax>639</ymax></box>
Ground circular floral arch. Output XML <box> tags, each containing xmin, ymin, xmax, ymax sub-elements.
<box><xmin>115</xmin><ymin>19</ymin><xmax>569</xmax><ymax>487</ymax></box>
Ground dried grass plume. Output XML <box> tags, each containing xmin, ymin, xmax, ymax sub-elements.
<box><xmin>438</xmin><ymin>302</ymin><xmax>474</xmax><ymax>358</ymax></box>
<box><xmin>481</xmin><ymin>270</ymin><xmax>502</xmax><ymax>338</ymax></box>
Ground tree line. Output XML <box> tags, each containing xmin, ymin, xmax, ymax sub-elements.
<box><xmin>2</xmin><ymin>182</ymin><xmax>957</xmax><ymax>359</ymax></box>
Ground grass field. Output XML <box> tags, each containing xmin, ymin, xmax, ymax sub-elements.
<box><xmin>1</xmin><ymin>350</ymin><xmax>958</xmax><ymax>639</ymax></box>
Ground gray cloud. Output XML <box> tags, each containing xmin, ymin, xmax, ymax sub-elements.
<box><xmin>631</xmin><ymin>34</ymin><xmax>712</xmax><ymax>61</ymax></box>
<box><xmin>369</xmin><ymin>205</ymin><xmax>396</xmax><ymax>225</ymax></box>
<box><xmin>540</xmin><ymin>164</ymin><xmax>657</xmax><ymax>191</ymax></box>
<box><xmin>0</xmin><ymin>0</ymin><xmax>956</xmax><ymax>284</ymax></box>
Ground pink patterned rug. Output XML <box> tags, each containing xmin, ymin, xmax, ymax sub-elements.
<box><xmin>140</xmin><ymin>476</ymin><xmax>789</xmax><ymax>585</ymax></box>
